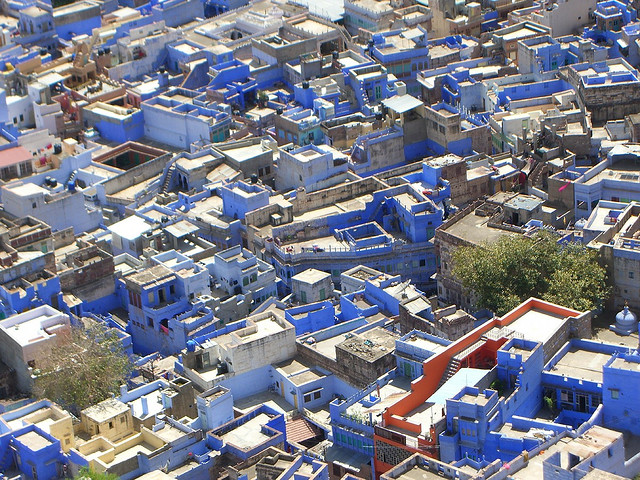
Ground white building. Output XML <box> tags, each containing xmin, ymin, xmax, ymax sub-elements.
<box><xmin>275</xmin><ymin>144</ymin><xmax>349</xmax><ymax>193</ymax></box>
<box><xmin>2</xmin><ymin>181</ymin><xmax>102</xmax><ymax>234</ymax></box>
<box><xmin>0</xmin><ymin>305</ymin><xmax>71</xmax><ymax>392</ymax></box>
<box><xmin>292</xmin><ymin>268</ymin><xmax>334</xmax><ymax>303</ymax></box>
<box><xmin>529</xmin><ymin>0</ymin><xmax>597</xmax><ymax>37</ymax></box>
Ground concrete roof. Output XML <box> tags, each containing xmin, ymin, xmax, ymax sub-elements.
<box><xmin>292</xmin><ymin>268</ymin><xmax>331</xmax><ymax>285</ymax></box>
<box><xmin>82</xmin><ymin>398</ymin><xmax>129</xmax><ymax>423</ymax></box>
<box><xmin>108</xmin><ymin>215</ymin><xmax>154</xmax><ymax>241</ymax></box>
<box><xmin>382</xmin><ymin>95</ymin><xmax>423</xmax><ymax>114</ymax></box>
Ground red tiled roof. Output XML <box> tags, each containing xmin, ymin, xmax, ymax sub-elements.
<box><xmin>286</xmin><ymin>417</ymin><xmax>321</xmax><ymax>444</ymax></box>
<box><xmin>0</xmin><ymin>147</ymin><xmax>32</xmax><ymax>169</ymax></box>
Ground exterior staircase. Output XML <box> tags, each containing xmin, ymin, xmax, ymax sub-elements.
<box><xmin>161</xmin><ymin>165</ymin><xmax>175</xmax><ymax>193</ymax></box>
<box><xmin>437</xmin><ymin>357</ymin><xmax>461</xmax><ymax>388</ymax></box>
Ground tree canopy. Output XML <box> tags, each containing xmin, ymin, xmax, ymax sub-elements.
<box><xmin>33</xmin><ymin>322</ymin><xmax>133</xmax><ymax>416</ymax></box>
<box><xmin>74</xmin><ymin>467</ymin><xmax>119</xmax><ymax>480</ymax></box>
<box><xmin>451</xmin><ymin>231</ymin><xmax>610</xmax><ymax>316</ymax></box>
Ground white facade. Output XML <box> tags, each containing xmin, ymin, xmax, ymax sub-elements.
<box><xmin>2</xmin><ymin>181</ymin><xmax>102</xmax><ymax>234</ymax></box>
<box><xmin>530</xmin><ymin>0</ymin><xmax>597</xmax><ymax>37</ymax></box>
<box><xmin>0</xmin><ymin>305</ymin><xmax>71</xmax><ymax>392</ymax></box>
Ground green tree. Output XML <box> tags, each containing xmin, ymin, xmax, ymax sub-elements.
<box><xmin>74</xmin><ymin>467</ymin><xmax>119</xmax><ymax>480</ymax></box>
<box><xmin>451</xmin><ymin>231</ymin><xmax>609</xmax><ymax>316</ymax></box>
<box><xmin>33</xmin><ymin>322</ymin><xmax>133</xmax><ymax>416</ymax></box>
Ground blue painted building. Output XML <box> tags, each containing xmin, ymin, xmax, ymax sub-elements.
<box><xmin>206</xmin><ymin>59</ymin><xmax>257</xmax><ymax>111</ymax></box>
<box><xmin>121</xmin><ymin>254</ymin><xmax>215</xmax><ymax>355</ymax></box>
<box><xmin>206</xmin><ymin>404</ymin><xmax>286</xmax><ymax>460</ymax></box>
<box><xmin>369</xmin><ymin>27</ymin><xmax>429</xmax><ymax>95</ymax></box>
<box><xmin>82</xmin><ymin>103</ymin><xmax>145</xmax><ymax>143</ymax></box>
<box><xmin>218</xmin><ymin>180</ymin><xmax>270</xmax><ymax>220</ymax></box>
<box><xmin>603</xmin><ymin>348</ymin><xmax>640</xmax><ymax>435</ymax></box>
<box><xmin>276</xmin><ymin>144</ymin><xmax>349</xmax><ymax>193</ymax></box>
<box><xmin>52</xmin><ymin>1</ymin><xmax>101</xmax><ymax>40</ymax></box>
<box><xmin>197</xmin><ymin>385</ymin><xmax>234</xmax><ymax>431</ymax></box>
<box><xmin>141</xmin><ymin>88</ymin><xmax>232</xmax><ymax>149</ymax></box>
<box><xmin>263</xmin><ymin>163</ymin><xmax>450</xmax><ymax>291</ymax></box>
<box><xmin>284</xmin><ymin>301</ymin><xmax>336</xmax><ymax>336</ymax></box>
<box><xmin>150</xmin><ymin>0</ymin><xmax>204</xmax><ymax>28</ymax></box>
<box><xmin>395</xmin><ymin>330</ymin><xmax>451</xmax><ymax>380</ymax></box>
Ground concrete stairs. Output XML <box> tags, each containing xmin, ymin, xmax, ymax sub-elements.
<box><xmin>437</xmin><ymin>357</ymin><xmax>461</xmax><ymax>388</ymax></box>
<box><xmin>161</xmin><ymin>165</ymin><xmax>175</xmax><ymax>193</ymax></box>
<box><xmin>67</xmin><ymin>170</ymin><xmax>77</xmax><ymax>185</ymax></box>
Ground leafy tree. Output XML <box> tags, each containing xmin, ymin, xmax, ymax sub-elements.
<box><xmin>74</xmin><ymin>467</ymin><xmax>119</xmax><ymax>480</ymax></box>
<box><xmin>33</xmin><ymin>322</ymin><xmax>133</xmax><ymax>416</ymax></box>
<box><xmin>451</xmin><ymin>231</ymin><xmax>609</xmax><ymax>316</ymax></box>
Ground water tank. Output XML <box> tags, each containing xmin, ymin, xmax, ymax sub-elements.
<box><xmin>186</xmin><ymin>340</ymin><xmax>196</xmax><ymax>352</ymax></box>
<box><xmin>332</xmin><ymin>51</ymin><xmax>339</xmax><ymax>59</ymax></box>
<box><xmin>276</xmin><ymin>107</ymin><xmax>283</xmax><ymax>115</ymax></box>
<box><xmin>67</xmin><ymin>181</ymin><xmax>76</xmax><ymax>192</ymax></box>
<box><xmin>302</xmin><ymin>81</ymin><xmax>309</xmax><ymax>89</ymax></box>
<box><xmin>250</xmin><ymin>173</ymin><xmax>258</xmax><ymax>184</ymax></box>
<box><xmin>53</xmin><ymin>144</ymin><xmax>62</xmax><ymax>154</ymax></box>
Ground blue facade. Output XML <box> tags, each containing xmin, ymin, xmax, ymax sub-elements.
<box><xmin>207</xmin><ymin>404</ymin><xmax>286</xmax><ymax>460</ymax></box>
<box><xmin>603</xmin><ymin>349</ymin><xmax>640</xmax><ymax>435</ymax></box>
<box><xmin>121</xmin><ymin>256</ymin><xmax>215</xmax><ymax>355</ymax></box>
<box><xmin>395</xmin><ymin>330</ymin><xmax>450</xmax><ymax>380</ymax></box>
<box><xmin>86</xmin><ymin>107</ymin><xmax>145</xmax><ymax>144</ymax></box>
<box><xmin>0</xmin><ymin>422</ymin><xmax>66</xmax><ymax>480</ymax></box>
<box><xmin>369</xmin><ymin>28</ymin><xmax>429</xmax><ymax>94</ymax></box>
<box><xmin>218</xmin><ymin>181</ymin><xmax>270</xmax><ymax>220</ymax></box>
<box><xmin>284</xmin><ymin>301</ymin><xmax>336</xmax><ymax>336</ymax></box>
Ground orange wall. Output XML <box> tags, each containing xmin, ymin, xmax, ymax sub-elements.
<box><xmin>383</xmin><ymin>298</ymin><xmax>582</xmax><ymax>428</ymax></box>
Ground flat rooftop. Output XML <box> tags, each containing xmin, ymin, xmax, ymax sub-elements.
<box><xmin>15</xmin><ymin>430</ymin><xmax>52</xmax><ymax>450</ymax></box>
<box><xmin>443</xmin><ymin>211</ymin><xmax>515</xmax><ymax>245</ymax></box>
<box><xmin>220</xmin><ymin>413</ymin><xmax>273</xmax><ymax>449</ymax></box>
<box><xmin>394</xmin><ymin>465</ymin><xmax>455</xmax><ymax>480</ymax></box>
<box><xmin>508</xmin><ymin>308</ymin><xmax>567</xmax><ymax>344</ymax></box>
<box><xmin>345</xmin><ymin>377</ymin><xmax>411</xmax><ymax>423</ymax></box>
<box><xmin>0</xmin><ymin>308</ymin><xmax>68</xmax><ymax>347</ymax></box>
<box><xmin>549</xmin><ymin>347</ymin><xmax>611</xmax><ymax>383</ymax></box>
<box><xmin>401</xmin><ymin>335</ymin><xmax>448</xmax><ymax>355</ymax></box>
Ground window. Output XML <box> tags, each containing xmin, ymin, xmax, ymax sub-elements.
<box><xmin>120</xmin><ymin>416</ymin><xmax>126</xmax><ymax>423</ymax></box>
<box><xmin>148</xmin><ymin>292</ymin><xmax>154</xmax><ymax>303</ymax></box>
<box><xmin>169</xmin><ymin>285</ymin><xmax>175</xmax><ymax>294</ymax></box>
<box><xmin>147</xmin><ymin>317</ymin><xmax>153</xmax><ymax>327</ymax></box>
<box><xmin>610</xmin><ymin>389</ymin><xmax>620</xmax><ymax>399</ymax></box>
<box><xmin>300</xmin><ymin>291</ymin><xmax>307</xmax><ymax>303</ymax></box>
<box><xmin>243</xmin><ymin>277</ymin><xmax>249</xmax><ymax>286</ymax></box>
<box><xmin>32</xmin><ymin>202</ymin><xmax>37</xmax><ymax>209</ymax></box>
<box><xmin>19</xmin><ymin>114</ymin><xmax>23</xmax><ymax>122</ymax></box>
<box><xmin>108</xmin><ymin>421</ymin><xmax>114</xmax><ymax>429</ymax></box>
